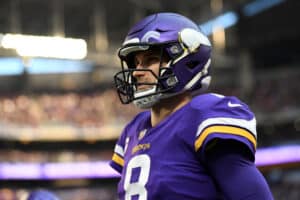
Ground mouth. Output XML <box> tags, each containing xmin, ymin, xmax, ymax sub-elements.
<box><xmin>135</xmin><ymin>82</ymin><xmax>156</xmax><ymax>92</ymax></box>
<box><xmin>135</xmin><ymin>85</ymin><xmax>151</xmax><ymax>92</ymax></box>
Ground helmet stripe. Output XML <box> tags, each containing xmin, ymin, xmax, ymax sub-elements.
<box><xmin>184</xmin><ymin>59</ymin><xmax>211</xmax><ymax>90</ymax></box>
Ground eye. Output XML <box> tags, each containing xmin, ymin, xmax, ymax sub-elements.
<box><xmin>133</xmin><ymin>57</ymin><xmax>140</xmax><ymax>68</ymax></box>
<box><xmin>144</xmin><ymin>56</ymin><xmax>160</xmax><ymax>66</ymax></box>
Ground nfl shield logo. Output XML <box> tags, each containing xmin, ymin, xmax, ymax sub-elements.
<box><xmin>138</xmin><ymin>129</ymin><xmax>147</xmax><ymax>140</ymax></box>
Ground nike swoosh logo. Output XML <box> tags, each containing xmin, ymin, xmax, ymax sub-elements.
<box><xmin>228</xmin><ymin>101</ymin><xmax>242</xmax><ymax>107</ymax></box>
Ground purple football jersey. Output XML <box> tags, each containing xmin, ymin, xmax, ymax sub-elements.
<box><xmin>110</xmin><ymin>93</ymin><xmax>257</xmax><ymax>200</ymax></box>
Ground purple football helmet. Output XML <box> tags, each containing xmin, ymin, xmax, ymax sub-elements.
<box><xmin>27</xmin><ymin>190</ymin><xmax>59</xmax><ymax>200</ymax></box>
<box><xmin>114</xmin><ymin>12</ymin><xmax>212</xmax><ymax>108</ymax></box>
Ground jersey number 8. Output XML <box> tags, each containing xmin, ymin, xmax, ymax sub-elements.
<box><xmin>124</xmin><ymin>154</ymin><xmax>151</xmax><ymax>200</ymax></box>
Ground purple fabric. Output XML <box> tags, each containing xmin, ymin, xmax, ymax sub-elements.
<box><xmin>126</xmin><ymin>13</ymin><xmax>200</xmax><ymax>43</ymax></box>
<box><xmin>202</xmin><ymin>133</ymin><xmax>256</xmax><ymax>160</ymax></box>
<box><xmin>27</xmin><ymin>190</ymin><xmax>59</xmax><ymax>200</ymax></box>
<box><xmin>205</xmin><ymin>140</ymin><xmax>274</xmax><ymax>200</ymax></box>
<box><xmin>110</xmin><ymin>94</ymin><xmax>262</xmax><ymax>199</ymax></box>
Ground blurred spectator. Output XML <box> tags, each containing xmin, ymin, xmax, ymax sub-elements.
<box><xmin>0</xmin><ymin>90</ymin><xmax>139</xmax><ymax>127</ymax></box>
<box><xmin>0</xmin><ymin>73</ymin><xmax>299</xmax><ymax>128</ymax></box>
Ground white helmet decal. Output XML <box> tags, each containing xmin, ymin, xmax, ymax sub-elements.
<box><xmin>141</xmin><ymin>31</ymin><xmax>160</xmax><ymax>43</ymax></box>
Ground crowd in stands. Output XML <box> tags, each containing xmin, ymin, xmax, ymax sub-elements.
<box><xmin>210</xmin><ymin>71</ymin><xmax>300</xmax><ymax>113</ymax></box>
<box><xmin>250</xmin><ymin>75</ymin><xmax>300</xmax><ymax>113</ymax></box>
<box><xmin>270</xmin><ymin>183</ymin><xmax>300</xmax><ymax>200</ymax></box>
<box><xmin>0</xmin><ymin>71</ymin><xmax>299</xmax><ymax>130</ymax></box>
<box><xmin>0</xmin><ymin>90</ymin><xmax>139</xmax><ymax>128</ymax></box>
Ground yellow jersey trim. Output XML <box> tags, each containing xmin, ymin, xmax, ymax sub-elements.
<box><xmin>195</xmin><ymin>125</ymin><xmax>257</xmax><ymax>151</ymax></box>
<box><xmin>112</xmin><ymin>153</ymin><xmax>124</xmax><ymax>167</ymax></box>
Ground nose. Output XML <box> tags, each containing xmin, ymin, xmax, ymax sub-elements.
<box><xmin>132</xmin><ymin>70</ymin><xmax>144</xmax><ymax>78</ymax></box>
<box><xmin>132</xmin><ymin>64</ymin><xmax>145</xmax><ymax>78</ymax></box>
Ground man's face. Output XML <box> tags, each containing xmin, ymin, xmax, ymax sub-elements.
<box><xmin>132</xmin><ymin>49</ymin><xmax>167</xmax><ymax>92</ymax></box>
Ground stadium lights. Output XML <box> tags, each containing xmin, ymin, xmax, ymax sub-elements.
<box><xmin>243</xmin><ymin>0</ymin><xmax>286</xmax><ymax>17</ymax></box>
<box><xmin>0</xmin><ymin>33</ymin><xmax>87</xmax><ymax>60</ymax></box>
<box><xmin>199</xmin><ymin>0</ymin><xmax>286</xmax><ymax>36</ymax></box>
<box><xmin>199</xmin><ymin>11</ymin><xmax>239</xmax><ymax>36</ymax></box>
<box><xmin>0</xmin><ymin>57</ymin><xmax>93</xmax><ymax>75</ymax></box>
<box><xmin>0</xmin><ymin>145</ymin><xmax>299</xmax><ymax>179</ymax></box>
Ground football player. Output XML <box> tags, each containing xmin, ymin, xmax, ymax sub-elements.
<box><xmin>110</xmin><ymin>12</ymin><xmax>273</xmax><ymax>199</ymax></box>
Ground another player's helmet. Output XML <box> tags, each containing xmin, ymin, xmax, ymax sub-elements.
<box><xmin>114</xmin><ymin>12</ymin><xmax>212</xmax><ymax>108</ymax></box>
<box><xmin>27</xmin><ymin>189</ymin><xmax>60</xmax><ymax>200</ymax></box>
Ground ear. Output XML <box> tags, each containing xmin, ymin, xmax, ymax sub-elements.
<box><xmin>179</xmin><ymin>28</ymin><xmax>211</xmax><ymax>52</ymax></box>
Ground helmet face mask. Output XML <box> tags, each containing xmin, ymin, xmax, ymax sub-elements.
<box><xmin>114</xmin><ymin>43</ymin><xmax>178</xmax><ymax>107</ymax></box>
<box><xmin>114</xmin><ymin>13</ymin><xmax>212</xmax><ymax>108</ymax></box>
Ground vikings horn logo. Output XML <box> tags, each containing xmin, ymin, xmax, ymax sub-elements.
<box><xmin>123</xmin><ymin>31</ymin><xmax>161</xmax><ymax>45</ymax></box>
<box><xmin>141</xmin><ymin>31</ymin><xmax>160</xmax><ymax>43</ymax></box>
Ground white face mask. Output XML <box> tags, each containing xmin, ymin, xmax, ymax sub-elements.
<box><xmin>133</xmin><ymin>86</ymin><xmax>162</xmax><ymax>109</ymax></box>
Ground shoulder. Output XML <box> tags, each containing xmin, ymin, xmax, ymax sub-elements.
<box><xmin>191</xmin><ymin>93</ymin><xmax>257</xmax><ymax>155</ymax></box>
<box><xmin>190</xmin><ymin>93</ymin><xmax>254</xmax><ymax>120</ymax></box>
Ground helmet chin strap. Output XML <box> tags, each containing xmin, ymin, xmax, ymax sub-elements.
<box><xmin>133</xmin><ymin>86</ymin><xmax>162</xmax><ymax>109</ymax></box>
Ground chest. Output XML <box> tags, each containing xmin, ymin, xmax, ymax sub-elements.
<box><xmin>122</xmin><ymin>126</ymin><xmax>200</xmax><ymax>190</ymax></box>
<box><xmin>124</xmin><ymin>120</ymin><xmax>196</xmax><ymax>169</ymax></box>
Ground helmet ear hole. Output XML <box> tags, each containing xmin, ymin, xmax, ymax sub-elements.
<box><xmin>165</xmin><ymin>43</ymin><xmax>184</xmax><ymax>59</ymax></box>
<box><xmin>186</xmin><ymin>61</ymin><xmax>200</xmax><ymax>70</ymax></box>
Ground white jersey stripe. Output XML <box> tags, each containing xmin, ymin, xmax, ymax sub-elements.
<box><xmin>114</xmin><ymin>144</ymin><xmax>124</xmax><ymax>157</ymax></box>
<box><xmin>196</xmin><ymin>117</ymin><xmax>257</xmax><ymax>138</ymax></box>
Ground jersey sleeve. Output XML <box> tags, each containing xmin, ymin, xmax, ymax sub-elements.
<box><xmin>206</xmin><ymin>141</ymin><xmax>274</xmax><ymax>200</ymax></box>
<box><xmin>109</xmin><ymin>126</ymin><xmax>128</xmax><ymax>174</ymax></box>
<box><xmin>193</xmin><ymin>94</ymin><xmax>257</xmax><ymax>158</ymax></box>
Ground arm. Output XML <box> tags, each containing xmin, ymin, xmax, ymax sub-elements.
<box><xmin>204</xmin><ymin>140</ymin><xmax>274</xmax><ymax>200</ymax></box>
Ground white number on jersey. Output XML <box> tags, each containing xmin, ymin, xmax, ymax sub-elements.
<box><xmin>124</xmin><ymin>154</ymin><xmax>151</xmax><ymax>200</ymax></box>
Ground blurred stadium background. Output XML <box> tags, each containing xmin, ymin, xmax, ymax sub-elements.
<box><xmin>0</xmin><ymin>0</ymin><xmax>299</xmax><ymax>199</ymax></box>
